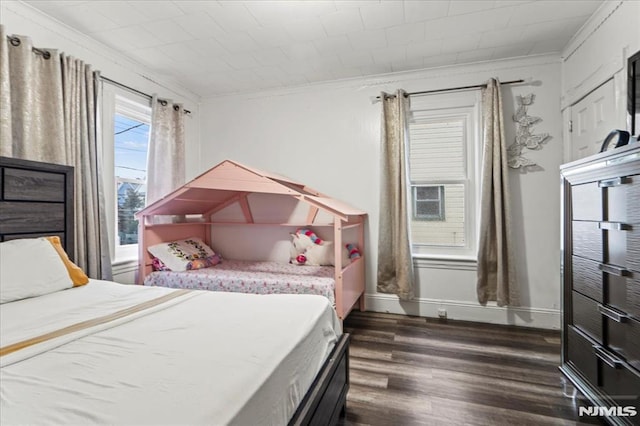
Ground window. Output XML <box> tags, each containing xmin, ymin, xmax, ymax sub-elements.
<box><xmin>114</xmin><ymin>110</ymin><xmax>150</xmax><ymax>246</ymax></box>
<box><xmin>407</xmin><ymin>91</ymin><xmax>481</xmax><ymax>257</ymax></box>
<box><xmin>413</xmin><ymin>185</ymin><xmax>444</xmax><ymax>220</ymax></box>
<box><xmin>102</xmin><ymin>86</ymin><xmax>151</xmax><ymax>263</ymax></box>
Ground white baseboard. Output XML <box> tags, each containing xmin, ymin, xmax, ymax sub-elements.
<box><xmin>364</xmin><ymin>293</ymin><xmax>561</xmax><ymax>330</ymax></box>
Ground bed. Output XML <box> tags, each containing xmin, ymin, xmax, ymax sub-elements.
<box><xmin>144</xmin><ymin>259</ymin><xmax>338</xmax><ymax>304</ymax></box>
<box><xmin>0</xmin><ymin>156</ymin><xmax>350</xmax><ymax>426</ymax></box>
<box><xmin>136</xmin><ymin>160</ymin><xmax>367</xmax><ymax>321</ymax></box>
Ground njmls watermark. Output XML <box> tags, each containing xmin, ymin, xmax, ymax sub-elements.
<box><xmin>579</xmin><ymin>406</ymin><xmax>638</xmax><ymax>417</ymax></box>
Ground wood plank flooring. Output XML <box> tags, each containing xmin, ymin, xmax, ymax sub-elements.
<box><xmin>339</xmin><ymin>311</ymin><xmax>600</xmax><ymax>426</ymax></box>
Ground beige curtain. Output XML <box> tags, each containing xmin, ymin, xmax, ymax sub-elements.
<box><xmin>0</xmin><ymin>26</ymin><xmax>65</xmax><ymax>160</ymax></box>
<box><xmin>0</xmin><ymin>27</ymin><xmax>112</xmax><ymax>280</ymax></box>
<box><xmin>477</xmin><ymin>78</ymin><xmax>518</xmax><ymax>306</ymax></box>
<box><xmin>377</xmin><ymin>90</ymin><xmax>414</xmax><ymax>300</ymax></box>
<box><xmin>146</xmin><ymin>95</ymin><xmax>185</xmax><ymax>205</ymax></box>
<box><xmin>61</xmin><ymin>59</ymin><xmax>112</xmax><ymax>280</ymax></box>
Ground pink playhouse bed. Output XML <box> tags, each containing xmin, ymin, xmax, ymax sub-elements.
<box><xmin>136</xmin><ymin>160</ymin><xmax>367</xmax><ymax>320</ymax></box>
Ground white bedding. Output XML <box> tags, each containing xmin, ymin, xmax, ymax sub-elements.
<box><xmin>0</xmin><ymin>279</ymin><xmax>341</xmax><ymax>425</ymax></box>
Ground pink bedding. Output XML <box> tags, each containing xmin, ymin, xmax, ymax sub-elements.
<box><xmin>143</xmin><ymin>260</ymin><xmax>336</xmax><ymax>305</ymax></box>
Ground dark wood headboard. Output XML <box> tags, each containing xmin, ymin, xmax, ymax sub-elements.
<box><xmin>0</xmin><ymin>156</ymin><xmax>75</xmax><ymax>259</ymax></box>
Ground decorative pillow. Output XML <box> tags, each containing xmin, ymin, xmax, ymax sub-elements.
<box><xmin>151</xmin><ymin>256</ymin><xmax>171</xmax><ymax>271</ymax></box>
<box><xmin>151</xmin><ymin>253</ymin><xmax>222</xmax><ymax>272</ymax></box>
<box><xmin>0</xmin><ymin>238</ymin><xmax>74</xmax><ymax>304</ymax></box>
<box><xmin>147</xmin><ymin>237</ymin><xmax>217</xmax><ymax>272</ymax></box>
<box><xmin>186</xmin><ymin>254</ymin><xmax>222</xmax><ymax>270</ymax></box>
<box><xmin>45</xmin><ymin>236</ymin><xmax>89</xmax><ymax>286</ymax></box>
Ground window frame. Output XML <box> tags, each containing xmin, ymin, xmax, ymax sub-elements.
<box><xmin>412</xmin><ymin>185</ymin><xmax>445</xmax><ymax>221</ymax></box>
<box><xmin>407</xmin><ymin>90</ymin><xmax>482</xmax><ymax>259</ymax></box>
<box><xmin>101</xmin><ymin>85</ymin><xmax>151</xmax><ymax>264</ymax></box>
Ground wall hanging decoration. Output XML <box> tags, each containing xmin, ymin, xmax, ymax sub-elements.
<box><xmin>507</xmin><ymin>93</ymin><xmax>550</xmax><ymax>169</ymax></box>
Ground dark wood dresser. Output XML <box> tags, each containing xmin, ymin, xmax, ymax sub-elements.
<box><xmin>560</xmin><ymin>144</ymin><xmax>640</xmax><ymax>425</ymax></box>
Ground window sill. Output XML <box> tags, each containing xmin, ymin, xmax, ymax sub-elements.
<box><xmin>113</xmin><ymin>244</ymin><xmax>139</xmax><ymax>267</ymax></box>
<box><xmin>412</xmin><ymin>255</ymin><xmax>477</xmax><ymax>271</ymax></box>
<box><xmin>112</xmin><ymin>257</ymin><xmax>138</xmax><ymax>268</ymax></box>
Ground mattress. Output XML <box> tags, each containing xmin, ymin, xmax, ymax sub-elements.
<box><xmin>0</xmin><ymin>280</ymin><xmax>341</xmax><ymax>425</ymax></box>
<box><xmin>144</xmin><ymin>259</ymin><xmax>337</xmax><ymax>305</ymax></box>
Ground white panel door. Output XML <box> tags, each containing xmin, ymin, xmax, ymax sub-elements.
<box><xmin>570</xmin><ymin>79</ymin><xmax>618</xmax><ymax>160</ymax></box>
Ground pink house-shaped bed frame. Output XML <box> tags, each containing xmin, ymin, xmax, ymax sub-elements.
<box><xmin>136</xmin><ymin>160</ymin><xmax>367</xmax><ymax>320</ymax></box>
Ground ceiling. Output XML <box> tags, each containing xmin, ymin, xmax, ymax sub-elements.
<box><xmin>23</xmin><ymin>0</ymin><xmax>603</xmax><ymax>98</ymax></box>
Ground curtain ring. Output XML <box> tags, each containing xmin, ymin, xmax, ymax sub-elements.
<box><xmin>9</xmin><ymin>36</ymin><xmax>21</xmax><ymax>47</ymax></box>
<box><xmin>41</xmin><ymin>50</ymin><xmax>51</xmax><ymax>60</ymax></box>
<box><xmin>159</xmin><ymin>99</ymin><xmax>167</xmax><ymax>106</ymax></box>
<box><xmin>173</xmin><ymin>105</ymin><xmax>179</xmax><ymax>111</ymax></box>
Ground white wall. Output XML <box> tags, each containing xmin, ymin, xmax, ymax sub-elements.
<box><xmin>1</xmin><ymin>1</ymin><xmax>203</xmax><ymax>283</ymax></box>
<box><xmin>560</xmin><ymin>1</ymin><xmax>640</xmax><ymax>162</ymax></box>
<box><xmin>561</xmin><ymin>1</ymin><xmax>640</xmax><ymax>109</ymax></box>
<box><xmin>200</xmin><ymin>54</ymin><xmax>564</xmax><ymax>329</ymax></box>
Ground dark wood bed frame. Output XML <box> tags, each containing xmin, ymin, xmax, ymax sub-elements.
<box><xmin>0</xmin><ymin>156</ymin><xmax>75</xmax><ymax>257</ymax></box>
<box><xmin>0</xmin><ymin>155</ymin><xmax>349</xmax><ymax>426</ymax></box>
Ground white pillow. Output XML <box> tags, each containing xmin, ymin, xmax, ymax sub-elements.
<box><xmin>0</xmin><ymin>238</ymin><xmax>74</xmax><ymax>304</ymax></box>
<box><xmin>147</xmin><ymin>237</ymin><xmax>216</xmax><ymax>272</ymax></box>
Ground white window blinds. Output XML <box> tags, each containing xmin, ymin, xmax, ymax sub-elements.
<box><xmin>408</xmin><ymin>117</ymin><xmax>466</xmax><ymax>182</ymax></box>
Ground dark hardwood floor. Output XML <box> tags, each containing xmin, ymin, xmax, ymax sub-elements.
<box><xmin>340</xmin><ymin>311</ymin><xmax>600</xmax><ymax>426</ymax></box>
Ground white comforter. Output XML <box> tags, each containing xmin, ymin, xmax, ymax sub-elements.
<box><xmin>0</xmin><ymin>280</ymin><xmax>341</xmax><ymax>425</ymax></box>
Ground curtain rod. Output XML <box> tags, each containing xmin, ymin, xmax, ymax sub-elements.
<box><xmin>100</xmin><ymin>76</ymin><xmax>191</xmax><ymax>115</ymax></box>
<box><xmin>376</xmin><ymin>79</ymin><xmax>526</xmax><ymax>100</ymax></box>
<box><xmin>7</xmin><ymin>35</ymin><xmax>191</xmax><ymax>115</ymax></box>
